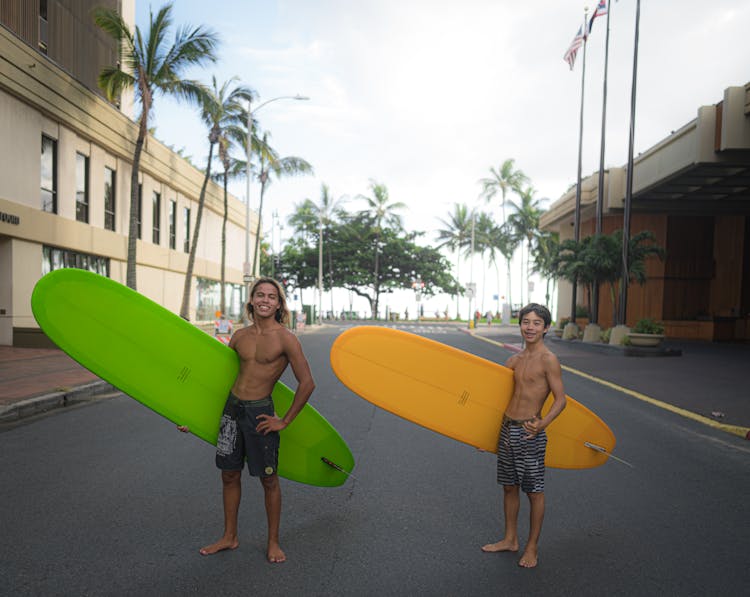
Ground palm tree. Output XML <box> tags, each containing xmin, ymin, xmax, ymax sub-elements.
<box><xmin>357</xmin><ymin>181</ymin><xmax>406</xmax><ymax>318</ymax></box>
<box><xmin>489</xmin><ymin>222</ymin><xmax>517</xmax><ymax>317</ymax></box>
<box><xmin>180</xmin><ymin>77</ymin><xmax>254</xmax><ymax>320</ymax></box>
<box><xmin>320</xmin><ymin>185</ymin><xmax>347</xmax><ymax>316</ymax></box>
<box><xmin>249</xmin><ymin>131</ymin><xmax>313</xmax><ymax>279</ymax></box>
<box><xmin>478</xmin><ymin>158</ymin><xmax>528</xmax><ymax>308</ymax></box>
<box><xmin>610</xmin><ymin>230</ymin><xmax>664</xmax><ymax>325</ymax></box>
<box><xmin>507</xmin><ymin>186</ymin><xmax>543</xmax><ymax>306</ymax></box>
<box><xmin>94</xmin><ymin>4</ymin><xmax>218</xmax><ymax>290</ymax></box>
<box><xmin>479</xmin><ymin>159</ymin><xmax>529</xmax><ymax>226</ymax></box>
<box><xmin>531</xmin><ymin>231</ymin><xmax>561</xmax><ymax>313</ymax></box>
<box><xmin>212</xmin><ymin>120</ymin><xmax>272</xmax><ymax>316</ymax></box>
<box><xmin>435</xmin><ymin>203</ymin><xmax>473</xmax><ymax>316</ymax></box>
<box><xmin>556</xmin><ymin>230</ymin><xmax>664</xmax><ymax>326</ymax></box>
<box><xmin>288</xmin><ymin>198</ymin><xmax>320</xmax><ymax>242</ymax></box>
<box><xmin>473</xmin><ymin>212</ymin><xmax>497</xmax><ymax>314</ymax></box>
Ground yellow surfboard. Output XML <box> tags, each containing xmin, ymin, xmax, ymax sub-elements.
<box><xmin>330</xmin><ymin>326</ymin><xmax>616</xmax><ymax>469</ymax></box>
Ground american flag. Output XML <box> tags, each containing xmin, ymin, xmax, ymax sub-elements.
<box><xmin>563</xmin><ymin>25</ymin><xmax>585</xmax><ymax>70</ymax></box>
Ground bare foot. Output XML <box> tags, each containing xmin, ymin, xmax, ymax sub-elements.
<box><xmin>267</xmin><ymin>542</ymin><xmax>286</xmax><ymax>563</ymax></box>
<box><xmin>481</xmin><ymin>538</ymin><xmax>519</xmax><ymax>553</ymax></box>
<box><xmin>518</xmin><ymin>545</ymin><xmax>538</xmax><ymax>568</ymax></box>
<box><xmin>199</xmin><ymin>538</ymin><xmax>239</xmax><ymax>556</ymax></box>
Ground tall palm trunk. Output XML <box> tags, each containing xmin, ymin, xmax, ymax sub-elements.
<box><xmin>506</xmin><ymin>256</ymin><xmax>513</xmax><ymax>312</ymax></box>
<box><xmin>519</xmin><ymin>244</ymin><xmax>525</xmax><ymax>306</ymax></box>
<box><xmin>455</xmin><ymin>251</ymin><xmax>461</xmax><ymax>318</ymax></box>
<box><xmin>180</xmin><ymin>139</ymin><xmax>215</xmax><ymax>319</ymax></box>
<box><xmin>126</xmin><ymin>110</ymin><xmax>149</xmax><ymax>290</ymax></box>
<box><xmin>252</xmin><ymin>172</ymin><xmax>268</xmax><ymax>278</ymax></box>
<box><xmin>372</xmin><ymin>231</ymin><xmax>380</xmax><ymax>318</ymax></box>
<box><xmin>327</xmin><ymin>229</ymin><xmax>335</xmax><ymax>317</ymax></box>
<box><xmin>219</xmin><ymin>166</ymin><xmax>228</xmax><ymax>316</ymax></box>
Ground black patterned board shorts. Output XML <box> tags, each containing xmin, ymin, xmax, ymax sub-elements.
<box><xmin>215</xmin><ymin>393</ymin><xmax>280</xmax><ymax>477</ymax></box>
<box><xmin>496</xmin><ymin>415</ymin><xmax>548</xmax><ymax>493</ymax></box>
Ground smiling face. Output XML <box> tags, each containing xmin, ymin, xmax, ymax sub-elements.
<box><xmin>518</xmin><ymin>303</ymin><xmax>551</xmax><ymax>344</ymax></box>
<box><xmin>251</xmin><ymin>282</ymin><xmax>280</xmax><ymax>319</ymax></box>
<box><xmin>246</xmin><ymin>278</ymin><xmax>289</xmax><ymax>324</ymax></box>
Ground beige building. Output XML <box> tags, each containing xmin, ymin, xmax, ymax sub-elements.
<box><xmin>0</xmin><ymin>1</ymin><xmax>257</xmax><ymax>347</ymax></box>
<box><xmin>541</xmin><ymin>82</ymin><xmax>750</xmax><ymax>341</ymax></box>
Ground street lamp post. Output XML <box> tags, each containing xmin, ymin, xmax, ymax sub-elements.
<box><xmin>467</xmin><ymin>208</ymin><xmax>476</xmax><ymax>328</ymax></box>
<box><xmin>318</xmin><ymin>214</ymin><xmax>323</xmax><ymax>325</ymax></box>
<box><xmin>243</xmin><ymin>94</ymin><xmax>309</xmax><ymax>322</ymax></box>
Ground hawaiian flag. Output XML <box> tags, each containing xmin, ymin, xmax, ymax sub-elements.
<box><xmin>588</xmin><ymin>0</ymin><xmax>608</xmax><ymax>33</ymax></box>
<box><xmin>563</xmin><ymin>25</ymin><xmax>585</xmax><ymax>70</ymax></box>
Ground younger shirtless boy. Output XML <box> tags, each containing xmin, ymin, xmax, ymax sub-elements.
<box><xmin>179</xmin><ymin>277</ymin><xmax>314</xmax><ymax>563</ymax></box>
<box><xmin>481</xmin><ymin>303</ymin><xmax>566</xmax><ymax>568</ymax></box>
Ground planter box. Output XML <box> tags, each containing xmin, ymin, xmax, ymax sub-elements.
<box><xmin>627</xmin><ymin>332</ymin><xmax>665</xmax><ymax>347</ymax></box>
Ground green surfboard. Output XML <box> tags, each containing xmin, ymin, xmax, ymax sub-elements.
<box><xmin>30</xmin><ymin>269</ymin><xmax>354</xmax><ymax>487</ymax></box>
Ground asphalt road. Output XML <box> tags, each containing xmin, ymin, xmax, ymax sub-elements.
<box><xmin>1</xmin><ymin>324</ymin><xmax>749</xmax><ymax>596</ymax></box>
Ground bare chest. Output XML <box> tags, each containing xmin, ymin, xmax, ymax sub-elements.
<box><xmin>237</xmin><ymin>334</ymin><xmax>284</xmax><ymax>366</ymax></box>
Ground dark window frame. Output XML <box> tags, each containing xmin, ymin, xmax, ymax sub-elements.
<box><xmin>104</xmin><ymin>166</ymin><xmax>116</xmax><ymax>231</ymax></box>
<box><xmin>168</xmin><ymin>199</ymin><xmax>177</xmax><ymax>249</ymax></box>
<box><xmin>183</xmin><ymin>206</ymin><xmax>191</xmax><ymax>253</ymax></box>
<box><xmin>41</xmin><ymin>135</ymin><xmax>57</xmax><ymax>213</ymax></box>
<box><xmin>152</xmin><ymin>191</ymin><xmax>161</xmax><ymax>244</ymax></box>
<box><xmin>75</xmin><ymin>152</ymin><xmax>89</xmax><ymax>223</ymax></box>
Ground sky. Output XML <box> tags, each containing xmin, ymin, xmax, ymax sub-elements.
<box><xmin>135</xmin><ymin>0</ymin><xmax>750</xmax><ymax>319</ymax></box>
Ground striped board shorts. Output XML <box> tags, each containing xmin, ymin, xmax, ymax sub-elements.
<box><xmin>496</xmin><ymin>416</ymin><xmax>547</xmax><ymax>493</ymax></box>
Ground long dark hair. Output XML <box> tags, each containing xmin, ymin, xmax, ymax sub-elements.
<box><xmin>246</xmin><ymin>277</ymin><xmax>290</xmax><ymax>325</ymax></box>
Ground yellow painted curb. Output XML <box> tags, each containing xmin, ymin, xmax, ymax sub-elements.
<box><xmin>472</xmin><ymin>333</ymin><xmax>750</xmax><ymax>440</ymax></box>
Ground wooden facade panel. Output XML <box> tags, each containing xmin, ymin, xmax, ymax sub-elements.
<box><xmin>2</xmin><ymin>1</ymin><xmax>119</xmax><ymax>98</ymax></box>
<box><xmin>1</xmin><ymin>0</ymin><xmax>38</xmax><ymax>43</ymax></box>
<box><xmin>664</xmin><ymin>216</ymin><xmax>714</xmax><ymax>278</ymax></box>
<box><xmin>710</xmin><ymin>215</ymin><xmax>745</xmax><ymax>316</ymax></box>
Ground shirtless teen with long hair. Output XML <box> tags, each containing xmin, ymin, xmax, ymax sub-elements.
<box><xmin>180</xmin><ymin>277</ymin><xmax>314</xmax><ymax>563</ymax></box>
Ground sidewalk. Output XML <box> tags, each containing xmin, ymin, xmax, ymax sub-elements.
<box><xmin>2</xmin><ymin>324</ymin><xmax>748</xmax><ymax>439</ymax></box>
<box><xmin>0</xmin><ymin>346</ymin><xmax>116</xmax><ymax>423</ymax></box>
<box><xmin>468</xmin><ymin>323</ymin><xmax>750</xmax><ymax>439</ymax></box>
<box><xmin>0</xmin><ymin>322</ymin><xmax>323</xmax><ymax>424</ymax></box>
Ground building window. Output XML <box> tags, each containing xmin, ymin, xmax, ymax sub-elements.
<box><xmin>196</xmin><ymin>277</ymin><xmax>244</xmax><ymax>321</ymax></box>
<box><xmin>152</xmin><ymin>191</ymin><xmax>161</xmax><ymax>244</ymax></box>
<box><xmin>169</xmin><ymin>199</ymin><xmax>176</xmax><ymax>249</ymax></box>
<box><xmin>39</xmin><ymin>0</ymin><xmax>48</xmax><ymax>54</ymax></box>
<box><xmin>42</xmin><ymin>245</ymin><xmax>110</xmax><ymax>277</ymax></box>
<box><xmin>183</xmin><ymin>207</ymin><xmax>191</xmax><ymax>253</ymax></box>
<box><xmin>136</xmin><ymin>183</ymin><xmax>142</xmax><ymax>239</ymax></box>
<box><xmin>41</xmin><ymin>135</ymin><xmax>57</xmax><ymax>213</ymax></box>
<box><xmin>75</xmin><ymin>153</ymin><xmax>89</xmax><ymax>223</ymax></box>
<box><xmin>104</xmin><ymin>167</ymin><xmax>116</xmax><ymax>231</ymax></box>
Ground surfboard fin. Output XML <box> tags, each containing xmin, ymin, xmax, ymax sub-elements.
<box><xmin>584</xmin><ymin>442</ymin><xmax>635</xmax><ymax>468</ymax></box>
<box><xmin>321</xmin><ymin>456</ymin><xmax>358</xmax><ymax>480</ymax></box>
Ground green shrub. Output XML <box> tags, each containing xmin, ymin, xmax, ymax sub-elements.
<box><xmin>632</xmin><ymin>318</ymin><xmax>664</xmax><ymax>334</ymax></box>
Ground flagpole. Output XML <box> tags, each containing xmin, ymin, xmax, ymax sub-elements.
<box><xmin>619</xmin><ymin>0</ymin><xmax>641</xmax><ymax>326</ymax></box>
<box><xmin>592</xmin><ymin>1</ymin><xmax>611</xmax><ymax>324</ymax></box>
<box><xmin>570</xmin><ymin>8</ymin><xmax>588</xmax><ymax>325</ymax></box>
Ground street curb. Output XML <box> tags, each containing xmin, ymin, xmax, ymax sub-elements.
<box><xmin>0</xmin><ymin>380</ymin><xmax>115</xmax><ymax>423</ymax></box>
